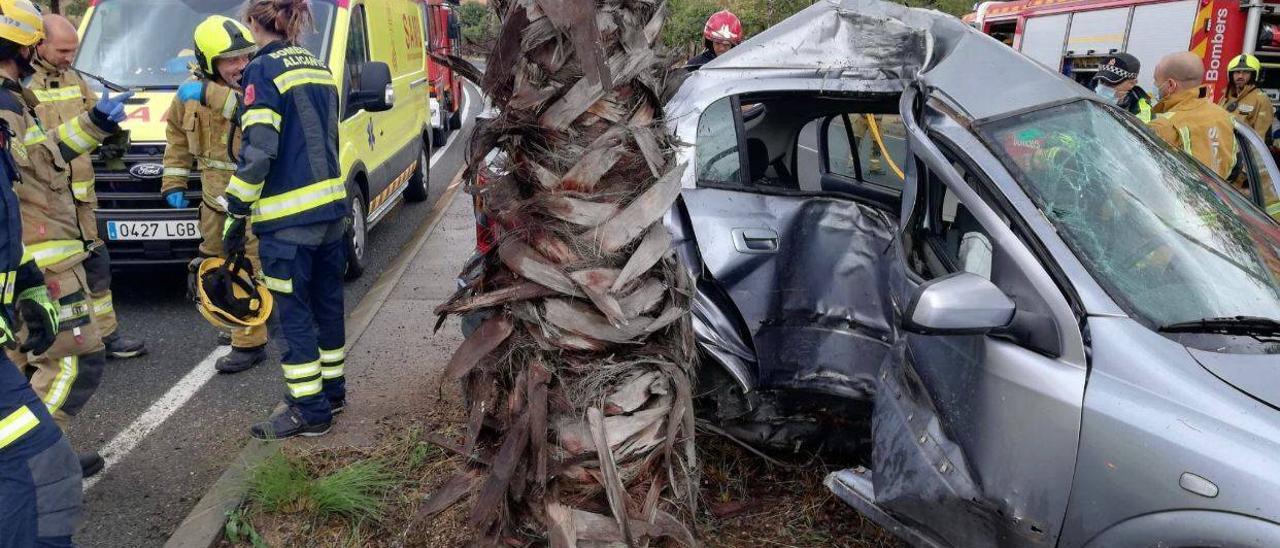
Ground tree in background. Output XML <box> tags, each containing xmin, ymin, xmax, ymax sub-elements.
<box><xmin>456</xmin><ymin>2</ymin><xmax>498</xmax><ymax>55</ymax></box>
<box><xmin>36</xmin><ymin>0</ymin><xmax>88</xmax><ymax>17</ymax></box>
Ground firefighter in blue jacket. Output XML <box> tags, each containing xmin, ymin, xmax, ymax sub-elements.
<box><xmin>0</xmin><ymin>2</ymin><xmax>83</xmax><ymax>543</ymax></box>
<box><xmin>222</xmin><ymin>0</ymin><xmax>347</xmax><ymax>439</ymax></box>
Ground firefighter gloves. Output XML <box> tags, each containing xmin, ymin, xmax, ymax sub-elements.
<box><xmin>165</xmin><ymin>191</ymin><xmax>190</xmax><ymax>208</ymax></box>
<box><xmin>177</xmin><ymin>81</ymin><xmax>204</xmax><ymax>104</ymax></box>
<box><xmin>16</xmin><ymin>286</ymin><xmax>58</xmax><ymax>355</ymax></box>
<box><xmin>94</xmin><ymin>90</ymin><xmax>136</xmax><ymax>124</ymax></box>
<box><xmin>222</xmin><ymin>215</ymin><xmax>247</xmax><ymax>255</ymax></box>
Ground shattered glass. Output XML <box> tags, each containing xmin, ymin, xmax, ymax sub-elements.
<box><xmin>982</xmin><ymin>101</ymin><xmax>1280</xmax><ymax>327</ymax></box>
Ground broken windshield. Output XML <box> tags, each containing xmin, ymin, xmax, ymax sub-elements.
<box><xmin>75</xmin><ymin>0</ymin><xmax>335</xmax><ymax>90</ymax></box>
<box><xmin>979</xmin><ymin>100</ymin><xmax>1280</xmax><ymax>329</ymax></box>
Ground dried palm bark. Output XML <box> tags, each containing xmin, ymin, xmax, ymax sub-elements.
<box><xmin>426</xmin><ymin>0</ymin><xmax>696</xmax><ymax>544</ymax></box>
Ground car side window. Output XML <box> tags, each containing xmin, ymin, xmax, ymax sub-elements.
<box><xmin>695</xmin><ymin>97</ymin><xmax>743</xmax><ymax>186</ymax></box>
<box><xmin>343</xmin><ymin>6</ymin><xmax>371</xmax><ymax>119</ymax></box>
<box><xmin>821</xmin><ymin>113</ymin><xmax>908</xmax><ymax>192</ymax></box>
<box><xmin>906</xmin><ymin>160</ymin><xmax>1003</xmax><ymax>282</ymax></box>
<box><xmin>1234</xmin><ymin>128</ymin><xmax>1280</xmax><ymax>220</ymax></box>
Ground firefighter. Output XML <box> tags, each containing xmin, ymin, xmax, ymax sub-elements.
<box><xmin>0</xmin><ymin>7</ymin><xmax>82</xmax><ymax>537</ymax></box>
<box><xmin>1148</xmin><ymin>51</ymin><xmax>1237</xmax><ymax>179</ymax></box>
<box><xmin>1220</xmin><ymin>54</ymin><xmax>1275</xmax><ymax>143</ymax></box>
<box><xmin>685</xmin><ymin>10</ymin><xmax>742</xmax><ymax>72</ymax></box>
<box><xmin>850</xmin><ymin>114</ymin><xmax>905</xmax><ymax>176</ymax></box>
<box><xmin>226</xmin><ymin>0</ymin><xmax>347</xmax><ymax>439</ymax></box>
<box><xmin>163</xmin><ymin>15</ymin><xmax>268</xmax><ymax>373</ymax></box>
<box><xmin>1093</xmin><ymin>52</ymin><xmax>1153</xmax><ymax>122</ymax></box>
<box><xmin>31</xmin><ymin>14</ymin><xmax>147</xmax><ymax>361</ymax></box>
<box><xmin>0</xmin><ymin>0</ymin><xmax>132</xmax><ymax>476</ymax></box>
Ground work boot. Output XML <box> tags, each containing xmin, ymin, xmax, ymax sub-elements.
<box><xmin>216</xmin><ymin>331</ymin><xmax>232</xmax><ymax>346</ymax></box>
<box><xmin>216</xmin><ymin>345</ymin><xmax>266</xmax><ymax>374</ymax></box>
<box><xmin>79</xmin><ymin>451</ymin><xmax>104</xmax><ymax>478</ymax></box>
<box><xmin>103</xmin><ymin>332</ymin><xmax>147</xmax><ymax>360</ymax></box>
<box><xmin>250</xmin><ymin>405</ymin><xmax>331</xmax><ymax>440</ymax></box>
<box><xmin>330</xmin><ymin>398</ymin><xmax>346</xmax><ymax>416</ymax></box>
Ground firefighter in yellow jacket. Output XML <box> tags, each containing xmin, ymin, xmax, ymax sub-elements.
<box><xmin>163</xmin><ymin>16</ymin><xmax>267</xmax><ymax>373</ymax></box>
<box><xmin>0</xmin><ymin>0</ymin><xmax>133</xmax><ymax>477</ymax></box>
<box><xmin>1220</xmin><ymin>54</ymin><xmax>1275</xmax><ymax>144</ymax></box>
<box><xmin>1148</xmin><ymin>52</ymin><xmax>1237</xmax><ymax>179</ymax></box>
<box><xmin>30</xmin><ymin>13</ymin><xmax>146</xmax><ymax>360</ymax></box>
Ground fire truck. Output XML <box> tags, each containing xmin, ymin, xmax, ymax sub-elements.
<box><xmin>423</xmin><ymin>0</ymin><xmax>464</xmax><ymax>146</ymax></box>
<box><xmin>966</xmin><ymin>0</ymin><xmax>1280</xmax><ymax>104</ymax></box>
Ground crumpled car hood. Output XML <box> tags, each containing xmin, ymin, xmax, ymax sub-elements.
<box><xmin>1188</xmin><ymin>348</ymin><xmax>1280</xmax><ymax>410</ymax></box>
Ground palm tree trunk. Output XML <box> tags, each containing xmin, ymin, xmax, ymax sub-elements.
<box><xmin>427</xmin><ymin>0</ymin><xmax>696</xmax><ymax>544</ymax></box>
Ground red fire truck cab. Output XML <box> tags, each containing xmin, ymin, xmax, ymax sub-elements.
<box><xmin>966</xmin><ymin>0</ymin><xmax>1280</xmax><ymax>106</ymax></box>
<box><xmin>423</xmin><ymin>0</ymin><xmax>464</xmax><ymax>146</ymax></box>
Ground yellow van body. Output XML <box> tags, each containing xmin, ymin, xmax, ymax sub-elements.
<box><xmin>74</xmin><ymin>0</ymin><xmax>431</xmax><ymax>273</ymax></box>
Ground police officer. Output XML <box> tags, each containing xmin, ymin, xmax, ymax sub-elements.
<box><xmin>226</xmin><ymin>0</ymin><xmax>347</xmax><ymax>439</ymax></box>
<box><xmin>0</xmin><ymin>4</ymin><xmax>87</xmax><ymax>543</ymax></box>
<box><xmin>0</xmin><ymin>0</ymin><xmax>131</xmax><ymax>476</ymax></box>
<box><xmin>1220</xmin><ymin>54</ymin><xmax>1275</xmax><ymax>143</ymax></box>
<box><xmin>685</xmin><ymin>10</ymin><xmax>742</xmax><ymax>72</ymax></box>
<box><xmin>1093</xmin><ymin>52</ymin><xmax>1154</xmax><ymax>122</ymax></box>
<box><xmin>30</xmin><ymin>13</ymin><xmax>147</xmax><ymax>360</ymax></box>
<box><xmin>163</xmin><ymin>16</ymin><xmax>268</xmax><ymax>373</ymax></box>
<box><xmin>1149</xmin><ymin>51</ymin><xmax>1237</xmax><ymax>179</ymax></box>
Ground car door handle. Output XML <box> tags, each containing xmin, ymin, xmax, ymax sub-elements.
<box><xmin>732</xmin><ymin>228</ymin><xmax>779</xmax><ymax>254</ymax></box>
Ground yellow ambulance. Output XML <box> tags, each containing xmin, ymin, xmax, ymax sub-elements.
<box><xmin>75</xmin><ymin>0</ymin><xmax>433</xmax><ymax>278</ymax></box>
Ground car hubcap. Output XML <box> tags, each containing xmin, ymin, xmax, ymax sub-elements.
<box><xmin>352</xmin><ymin>200</ymin><xmax>366</xmax><ymax>261</ymax></box>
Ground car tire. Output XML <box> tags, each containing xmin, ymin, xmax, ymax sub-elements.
<box><xmin>404</xmin><ymin>136</ymin><xmax>430</xmax><ymax>203</ymax></box>
<box><xmin>344</xmin><ymin>183</ymin><xmax>368</xmax><ymax>281</ymax></box>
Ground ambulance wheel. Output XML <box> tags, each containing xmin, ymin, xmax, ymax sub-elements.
<box><xmin>431</xmin><ymin>125</ymin><xmax>447</xmax><ymax>149</ymax></box>
<box><xmin>405</xmin><ymin>135</ymin><xmax>430</xmax><ymax>203</ymax></box>
<box><xmin>344</xmin><ymin>184</ymin><xmax>368</xmax><ymax>281</ymax></box>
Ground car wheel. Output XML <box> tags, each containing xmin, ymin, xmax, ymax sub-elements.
<box><xmin>404</xmin><ymin>136</ymin><xmax>430</xmax><ymax>203</ymax></box>
<box><xmin>344</xmin><ymin>184</ymin><xmax>368</xmax><ymax>281</ymax></box>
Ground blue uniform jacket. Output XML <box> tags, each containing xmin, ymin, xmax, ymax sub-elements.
<box><xmin>224</xmin><ymin>40</ymin><xmax>346</xmax><ymax>235</ymax></box>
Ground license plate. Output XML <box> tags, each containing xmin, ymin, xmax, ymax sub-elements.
<box><xmin>106</xmin><ymin>220</ymin><xmax>200</xmax><ymax>241</ymax></box>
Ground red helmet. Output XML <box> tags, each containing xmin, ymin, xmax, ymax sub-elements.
<box><xmin>704</xmin><ymin>10</ymin><xmax>743</xmax><ymax>45</ymax></box>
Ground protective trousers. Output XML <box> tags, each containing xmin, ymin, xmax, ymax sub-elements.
<box><xmin>82</xmin><ymin>246</ymin><xmax>116</xmax><ymax>340</ymax></box>
<box><xmin>259</xmin><ymin>234</ymin><xmax>345</xmax><ymax>425</ymax></box>
<box><xmin>8</xmin><ymin>266</ymin><xmax>106</xmax><ymax>429</ymax></box>
<box><xmin>199</xmin><ymin>201</ymin><xmax>267</xmax><ymax>349</ymax></box>
<box><xmin>0</xmin><ymin>436</ymin><xmax>81</xmax><ymax>548</ymax></box>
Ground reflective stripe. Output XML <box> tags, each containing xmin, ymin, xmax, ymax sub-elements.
<box><xmin>163</xmin><ymin>167</ymin><xmax>191</xmax><ymax>179</ymax></box>
<box><xmin>241</xmin><ymin>108</ymin><xmax>282</xmax><ymax>131</ymax></box>
<box><xmin>71</xmin><ymin>180</ymin><xmax>93</xmax><ymax>201</ymax></box>
<box><xmin>198</xmin><ymin>158</ymin><xmax>237</xmax><ymax>171</ymax></box>
<box><xmin>43</xmin><ymin>356</ymin><xmax>78</xmax><ymax>414</ymax></box>
<box><xmin>252</xmin><ymin>178</ymin><xmax>346</xmax><ymax>223</ymax></box>
<box><xmin>0</xmin><ymin>405</ymin><xmax>39</xmax><ymax>450</ymax></box>
<box><xmin>33</xmin><ymin>87</ymin><xmax>83</xmax><ymax>103</ymax></box>
<box><xmin>23</xmin><ymin>125</ymin><xmax>46</xmax><ymax>146</ymax></box>
<box><xmin>227</xmin><ymin>175</ymin><xmax>264</xmax><ymax>203</ymax></box>
<box><xmin>0</xmin><ymin>270</ymin><xmax>15</xmax><ymax>305</ymax></box>
<box><xmin>58</xmin><ymin>300</ymin><xmax>89</xmax><ymax>323</ymax></box>
<box><xmin>93</xmin><ymin>295</ymin><xmax>113</xmax><ymax>317</ymax></box>
<box><xmin>320</xmin><ymin>348</ymin><xmax>345</xmax><ymax>363</ymax></box>
<box><xmin>287</xmin><ymin>379</ymin><xmax>323</xmax><ymax>398</ymax></box>
<box><xmin>221</xmin><ymin>90</ymin><xmax>238</xmax><ymax>119</ymax></box>
<box><xmin>22</xmin><ymin>240</ymin><xmax>85</xmax><ymax>269</ymax></box>
<box><xmin>1268</xmin><ymin>201</ymin><xmax>1280</xmax><ymax>217</ymax></box>
<box><xmin>273</xmin><ymin>68</ymin><xmax>334</xmax><ymax>94</ymax></box>
<box><xmin>1136</xmin><ymin>99</ymin><xmax>1153</xmax><ymax>123</ymax></box>
<box><xmin>262</xmin><ymin>275</ymin><xmax>293</xmax><ymax>294</ymax></box>
<box><xmin>321</xmin><ymin>364</ymin><xmax>344</xmax><ymax>379</ymax></box>
<box><xmin>1178</xmin><ymin>127</ymin><xmax>1193</xmax><ymax>154</ymax></box>
<box><xmin>57</xmin><ymin>117</ymin><xmax>100</xmax><ymax>155</ymax></box>
<box><xmin>282</xmin><ymin>361</ymin><xmax>320</xmax><ymax>380</ymax></box>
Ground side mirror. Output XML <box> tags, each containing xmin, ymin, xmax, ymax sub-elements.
<box><xmin>349</xmin><ymin>61</ymin><xmax>394</xmax><ymax>113</ymax></box>
<box><xmin>903</xmin><ymin>272</ymin><xmax>1015</xmax><ymax>335</ymax></box>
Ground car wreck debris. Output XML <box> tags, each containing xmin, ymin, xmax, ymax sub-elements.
<box><xmin>428</xmin><ymin>0</ymin><xmax>696</xmax><ymax>544</ymax></box>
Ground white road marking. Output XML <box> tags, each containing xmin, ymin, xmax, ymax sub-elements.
<box><xmin>85</xmin><ymin>81</ymin><xmax>484</xmax><ymax>491</ymax></box>
<box><xmin>84</xmin><ymin>346</ymin><xmax>229</xmax><ymax>491</ymax></box>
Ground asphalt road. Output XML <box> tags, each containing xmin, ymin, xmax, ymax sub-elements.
<box><xmin>67</xmin><ymin>81</ymin><xmax>483</xmax><ymax>548</ymax></box>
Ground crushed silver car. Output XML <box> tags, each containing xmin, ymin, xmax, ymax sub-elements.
<box><xmin>666</xmin><ymin>0</ymin><xmax>1280</xmax><ymax>545</ymax></box>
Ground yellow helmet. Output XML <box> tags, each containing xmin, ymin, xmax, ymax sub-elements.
<box><xmin>0</xmin><ymin>0</ymin><xmax>43</xmax><ymax>47</ymax></box>
<box><xmin>193</xmin><ymin>15</ymin><xmax>256</xmax><ymax>79</ymax></box>
<box><xmin>190</xmin><ymin>255</ymin><xmax>273</xmax><ymax>331</ymax></box>
<box><xmin>1228</xmin><ymin>54</ymin><xmax>1262</xmax><ymax>75</ymax></box>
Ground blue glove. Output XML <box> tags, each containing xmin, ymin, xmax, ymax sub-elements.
<box><xmin>94</xmin><ymin>89</ymin><xmax>136</xmax><ymax>124</ymax></box>
<box><xmin>177</xmin><ymin>81</ymin><xmax>204</xmax><ymax>103</ymax></box>
<box><xmin>165</xmin><ymin>192</ymin><xmax>189</xmax><ymax>208</ymax></box>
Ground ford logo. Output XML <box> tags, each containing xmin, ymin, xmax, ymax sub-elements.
<box><xmin>129</xmin><ymin>163</ymin><xmax>164</xmax><ymax>180</ymax></box>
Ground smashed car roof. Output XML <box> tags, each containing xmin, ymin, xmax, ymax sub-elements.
<box><xmin>689</xmin><ymin>0</ymin><xmax>1094</xmax><ymax>121</ymax></box>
